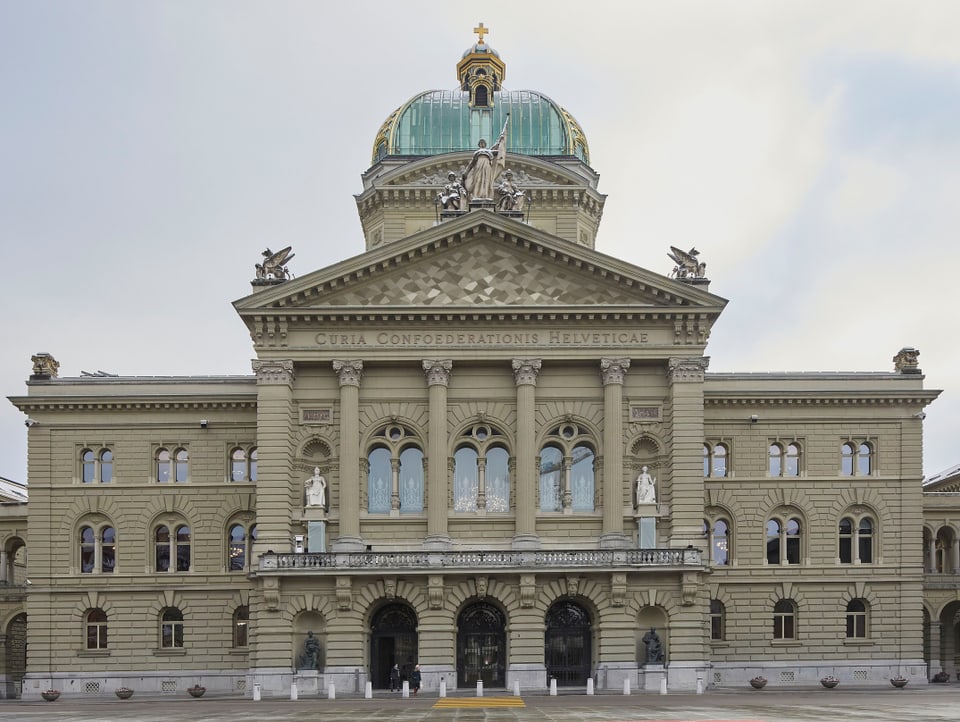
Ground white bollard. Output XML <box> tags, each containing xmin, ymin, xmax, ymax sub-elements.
<box><xmin>439</xmin><ymin>678</ymin><xmax>447</xmax><ymax>698</ymax></box>
<box><xmin>253</xmin><ymin>683</ymin><xmax>262</xmax><ymax>701</ymax></box>
<box><xmin>513</xmin><ymin>679</ymin><xmax>521</xmax><ymax>697</ymax></box>
<box><xmin>290</xmin><ymin>681</ymin><xmax>298</xmax><ymax>701</ymax></box>
<box><xmin>402</xmin><ymin>680</ymin><xmax>409</xmax><ymax>698</ymax></box>
<box><xmin>365</xmin><ymin>681</ymin><xmax>372</xmax><ymax>699</ymax></box>
<box><xmin>660</xmin><ymin>678</ymin><xmax>667</xmax><ymax>695</ymax></box>
<box><xmin>623</xmin><ymin>678</ymin><xmax>631</xmax><ymax>695</ymax></box>
<box><xmin>696</xmin><ymin>677</ymin><xmax>703</xmax><ymax>695</ymax></box>
<box><xmin>328</xmin><ymin>681</ymin><xmax>336</xmax><ymax>699</ymax></box>
<box><xmin>586</xmin><ymin>678</ymin><xmax>594</xmax><ymax>695</ymax></box>
<box><xmin>476</xmin><ymin>680</ymin><xmax>483</xmax><ymax>697</ymax></box>
<box><xmin>550</xmin><ymin>677</ymin><xmax>558</xmax><ymax>696</ymax></box>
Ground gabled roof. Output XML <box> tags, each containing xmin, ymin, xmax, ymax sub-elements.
<box><xmin>0</xmin><ymin>476</ymin><xmax>27</xmax><ymax>503</ymax></box>
<box><xmin>234</xmin><ymin>211</ymin><xmax>727</xmax><ymax>322</ymax></box>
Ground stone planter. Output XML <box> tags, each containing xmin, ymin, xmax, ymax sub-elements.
<box><xmin>749</xmin><ymin>677</ymin><xmax>767</xmax><ymax>689</ymax></box>
<box><xmin>820</xmin><ymin>677</ymin><xmax>839</xmax><ymax>688</ymax></box>
<box><xmin>41</xmin><ymin>690</ymin><xmax>60</xmax><ymax>702</ymax></box>
<box><xmin>890</xmin><ymin>677</ymin><xmax>908</xmax><ymax>688</ymax></box>
<box><xmin>115</xmin><ymin>687</ymin><xmax>134</xmax><ymax>699</ymax></box>
<box><xmin>188</xmin><ymin>685</ymin><xmax>206</xmax><ymax>698</ymax></box>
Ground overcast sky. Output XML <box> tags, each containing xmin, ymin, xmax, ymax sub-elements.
<box><xmin>2</xmin><ymin>1</ymin><xmax>958</xmax><ymax>484</ymax></box>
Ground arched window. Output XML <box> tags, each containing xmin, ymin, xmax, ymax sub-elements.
<box><xmin>366</xmin><ymin>424</ymin><xmax>424</xmax><ymax>514</ymax></box>
<box><xmin>711</xmin><ymin>519</ymin><xmax>730</xmax><ymax>565</ymax></box>
<box><xmin>85</xmin><ymin>608</ymin><xmax>108</xmax><ymax>650</ymax></box>
<box><xmin>785</xmin><ymin>443</ymin><xmax>800</xmax><ymax>476</ymax></box>
<box><xmin>474</xmin><ymin>85</ymin><xmax>489</xmax><ymax>107</ymax></box>
<box><xmin>766</xmin><ymin>515</ymin><xmax>802</xmax><ymax>565</ymax></box>
<box><xmin>160</xmin><ymin>608</ymin><xmax>184</xmax><ymax>648</ymax></box>
<box><xmin>769</xmin><ymin>444</ymin><xmax>783</xmax><ymax>477</ymax></box>
<box><xmin>841</xmin><ymin>441</ymin><xmax>874</xmax><ymax>476</ymax></box>
<box><xmin>175</xmin><ymin>448</ymin><xmax>189</xmax><ymax>482</ymax></box>
<box><xmin>846</xmin><ymin>599</ymin><xmax>868</xmax><ymax>638</ymax></box>
<box><xmin>539</xmin><ymin>423</ymin><xmax>596</xmax><ymax>512</ymax></box>
<box><xmin>704</xmin><ymin>442</ymin><xmax>728</xmax><ymax>478</ymax></box>
<box><xmin>710</xmin><ymin>599</ymin><xmax>725</xmax><ymax>640</ymax></box>
<box><xmin>768</xmin><ymin>442</ymin><xmax>801</xmax><ymax>477</ymax></box>
<box><xmin>155</xmin><ymin>522</ymin><xmax>190</xmax><ymax>572</ymax></box>
<box><xmin>857</xmin><ymin>443</ymin><xmax>873</xmax><ymax>475</ymax></box>
<box><xmin>80</xmin><ymin>523</ymin><xmax>116</xmax><ymax>574</ymax></box>
<box><xmin>230</xmin><ymin>446</ymin><xmax>257</xmax><ymax>482</ymax></box>
<box><xmin>81</xmin><ymin>448</ymin><xmax>113</xmax><ymax>483</ymax></box>
<box><xmin>228</xmin><ymin>521</ymin><xmax>257</xmax><ymax>572</ymax></box>
<box><xmin>839</xmin><ymin>514</ymin><xmax>875</xmax><ymax>564</ymax></box>
<box><xmin>773</xmin><ymin>599</ymin><xmax>796</xmax><ymax>639</ymax></box>
<box><xmin>454</xmin><ymin>423</ymin><xmax>511</xmax><ymax>513</ymax></box>
<box><xmin>233</xmin><ymin>605</ymin><xmax>249</xmax><ymax>648</ymax></box>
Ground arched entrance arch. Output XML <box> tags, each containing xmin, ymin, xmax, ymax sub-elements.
<box><xmin>370</xmin><ymin>602</ymin><xmax>418</xmax><ymax>689</ymax></box>
<box><xmin>545</xmin><ymin>600</ymin><xmax>592</xmax><ymax>685</ymax></box>
<box><xmin>457</xmin><ymin>602</ymin><xmax>506</xmax><ymax>688</ymax></box>
<box><xmin>1</xmin><ymin>613</ymin><xmax>26</xmax><ymax>699</ymax></box>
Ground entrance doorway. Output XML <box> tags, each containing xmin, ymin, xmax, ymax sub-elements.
<box><xmin>370</xmin><ymin>603</ymin><xmax>418</xmax><ymax>689</ymax></box>
<box><xmin>545</xmin><ymin>600</ymin><xmax>592</xmax><ymax>685</ymax></box>
<box><xmin>457</xmin><ymin>602</ymin><xmax>506</xmax><ymax>688</ymax></box>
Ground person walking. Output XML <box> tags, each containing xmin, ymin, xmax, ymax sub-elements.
<box><xmin>389</xmin><ymin>663</ymin><xmax>400</xmax><ymax>692</ymax></box>
<box><xmin>411</xmin><ymin>664</ymin><xmax>422</xmax><ymax>696</ymax></box>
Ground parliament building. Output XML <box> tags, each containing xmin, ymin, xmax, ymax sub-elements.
<box><xmin>1</xmin><ymin>28</ymin><xmax>955</xmax><ymax>699</ymax></box>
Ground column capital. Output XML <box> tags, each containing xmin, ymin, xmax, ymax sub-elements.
<box><xmin>600</xmin><ymin>358</ymin><xmax>630</xmax><ymax>385</ymax></box>
<box><xmin>252</xmin><ymin>359</ymin><xmax>295</xmax><ymax>385</ymax></box>
<box><xmin>422</xmin><ymin>359</ymin><xmax>453</xmax><ymax>386</ymax></box>
<box><xmin>333</xmin><ymin>359</ymin><xmax>364</xmax><ymax>387</ymax></box>
<box><xmin>668</xmin><ymin>356</ymin><xmax>709</xmax><ymax>383</ymax></box>
<box><xmin>512</xmin><ymin>358</ymin><xmax>542</xmax><ymax>386</ymax></box>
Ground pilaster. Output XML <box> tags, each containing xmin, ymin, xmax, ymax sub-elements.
<box><xmin>332</xmin><ymin>360</ymin><xmax>364</xmax><ymax>551</ymax></box>
<box><xmin>599</xmin><ymin>358</ymin><xmax>629</xmax><ymax>549</ymax></box>
<box><xmin>667</xmin><ymin>356</ymin><xmax>708</xmax><ymax>548</ymax></box>
<box><xmin>512</xmin><ymin>359</ymin><xmax>541</xmax><ymax>549</ymax></box>
<box><xmin>423</xmin><ymin>360</ymin><xmax>452</xmax><ymax>550</ymax></box>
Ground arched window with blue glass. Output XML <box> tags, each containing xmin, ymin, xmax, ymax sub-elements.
<box><xmin>538</xmin><ymin>422</ymin><xmax>596</xmax><ymax>512</ymax></box>
<box><xmin>366</xmin><ymin>423</ymin><xmax>425</xmax><ymax>514</ymax></box>
<box><xmin>453</xmin><ymin>422</ymin><xmax>511</xmax><ymax>513</ymax></box>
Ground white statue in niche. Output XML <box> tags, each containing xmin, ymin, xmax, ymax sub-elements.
<box><xmin>636</xmin><ymin>466</ymin><xmax>657</xmax><ymax>506</ymax></box>
<box><xmin>305</xmin><ymin>467</ymin><xmax>327</xmax><ymax>508</ymax></box>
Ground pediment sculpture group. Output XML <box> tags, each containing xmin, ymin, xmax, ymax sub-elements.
<box><xmin>437</xmin><ymin>128</ymin><xmax>526</xmax><ymax>212</ymax></box>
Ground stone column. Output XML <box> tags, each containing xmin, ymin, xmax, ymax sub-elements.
<box><xmin>332</xmin><ymin>360</ymin><xmax>364</xmax><ymax>552</ymax></box>
<box><xmin>251</xmin><ymin>359</ymin><xmax>296</xmax><ymax>557</ymax></box>
<box><xmin>928</xmin><ymin>536</ymin><xmax>938</xmax><ymax>573</ymax></box>
<box><xmin>929</xmin><ymin>620</ymin><xmax>943</xmax><ymax>678</ymax></box>
<box><xmin>668</xmin><ymin>357</ymin><xmax>710</xmax><ymax>548</ymax></box>
<box><xmin>952</xmin><ymin>537</ymin><xmax>960</xmax><ymax>574</ymax></box>
<box><xmin>600</xmin><ymin>358</ymin><xmax>630</xmax><ymax>549</ymax></box>
<box><xmin>512</xmin><ymin>359</ymin><xmax>541</xmax><ymax>549</ymax></box>
<box><xmin>423</xmin><ymin>360</ymin><xmax>452</xmax><ymax>550</ymax></box>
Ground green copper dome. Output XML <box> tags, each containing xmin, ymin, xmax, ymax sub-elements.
<box><xmin>372</xmin><ymin>90</ymin><xmax>589</xmax><ymax>165</ymax></box>
<box><xmin>371</xmin><ymin>29</ymin><xmax>589</xmax><ymax>167</ymax></box>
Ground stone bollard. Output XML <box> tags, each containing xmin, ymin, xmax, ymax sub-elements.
<box><xmin>586</xmin><ymin>678</ymin><xmax>594</xmax><ymax>695</ymax></box>
<box><xmin>623</xmin><ymin>678</ymin><xmax>631</xmax><ymax>695</ymax></box>
<box><xmin>440</xmin><ymin>678</ymin><xmax>447</xmax><ymax>698</ymax></box>
<box><xmin>253</xmin><ymin>683</ymin><xmax>262</xmax><ymax>701</ymax></box>
<box><xmin>365</xmin><ymin>681</ymin><xmax>372</xmax><ymax>699</ymax></box>
<box><xmin>550</xmin><ymin>678</ymin><xmax>558</xmax><ymax>696</ymax></box>
<box><xmin>328</xmin><ymin>682</ymin><xmax>336</xmax><ymax>699</ymax></box>
<box><xmin>290</xmin><ymin>681</ymin><xmax>298</xmax><ymax>701</ymax></box>
<box><xmin>477</xmin><ymin>680</ymin><xmax>484</xmax><ymax>697</ymax></box>
<box><xmin>696</xmin><ymin>677</ymin><xmax>703</xmax><ymax>694</ymax></box>
<box><xmin>513</xmin><ymin>679</ymin><xmax>521</xmax><ymax>697</ymax></box>
<box><xmin>402</xmin><ymin>680</ymin><xmax>409</xmax><ymax>698</ymax></box>
<box><xmin>660</xmin><ymin>678</ymin><xmax>667</xmax><ymax>695</ymax></box>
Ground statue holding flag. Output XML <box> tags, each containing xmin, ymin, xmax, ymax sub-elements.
<box><xmin>463</xmin><ymin>115</ymin><xmax>509</xmax><ymax>202</ymax></box>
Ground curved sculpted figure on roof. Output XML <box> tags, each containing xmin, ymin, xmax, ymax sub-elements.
<box><xmin>438</xmin><ymin>171</ymin><xmax>468</xmax><ymax>210</ymax></box>
<box><xmin>668</xmin><ymin>246</ymin><xmax>706</xmax><ymax>280</ymax></box>
<box><xmin>463</xmin><ymin>117</ymin><xmax>509</xmax><ymax>202</ymax></box>
<box><xmin>256</xmin><ymin>246</ymin><xmax>295</xmax><ymax>281</ymax></box>
<box><xmin>496</xmin><ymin>169</ymin><xmax>525</xmax><ymax>212</ymax></box>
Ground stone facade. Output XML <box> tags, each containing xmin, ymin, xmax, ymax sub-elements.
<box><xmin>0</xmin><ymin>29</ymin><xmax>951</xmax><ymax>700</ymax></box>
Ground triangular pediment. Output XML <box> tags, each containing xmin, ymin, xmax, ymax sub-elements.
<box><xmin>234</xmin><ymin>212</ymin><xmax>727</xmax><ymax>318</ymax></box>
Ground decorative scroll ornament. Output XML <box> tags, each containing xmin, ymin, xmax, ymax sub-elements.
<box><xmin>476</xmin><ymin>576</ymin><xmax>488</xmax><ymax>599</ymax></box>
<box><xmin>252</xmin><ymin>359</ymin><xmax>295</xmax><ymax>385</ymax></box>
<box><xmin>611</xmin><ymin>572</ymin><xmax>627</xmax><ymax>607</ymax></box>
<box><xmin>422</xmin><ymin>359</ymin><xmax>453</xmax><ymax>386</ymax></box>
<box><xmin>511</xmin><ymin>358</ymin><xmax>542</xmax><ymax>386</ymax></box>
<box><xmin>520</xmin><ymin>574</ymin><xmax>536</xmax><ymax>608</ymax></box>
<box><xmin>333</xmin><ymin>360</ymin><xmax>363</xmax><ymax>387</ymax></box>
<box><xmin>336</xmin><ymin>576</ymin><xmax>352</xmax><ymax>611</ymax></box>
<box><xmin>600</xmin><ymin>358</ymin><xmax>630</xmax><ymax>385</ymax></box>
<box><xmin>667</xmin><ymin>356</ymin><xmax>709</xmax><ymax>383</ymax></box>
<box><xmin>428</xmin><ymin>575</ymin><xmax>444</xmax><ymax>610</ymax></box>
<box><xmin>384</xmin><ymin>578</ymin><xmax>396</xmax><ymax>600</ymax></box>
<box><xmin>565</xmin><ymin>576</ymin><xmax>581</xmax><ymax>598</ymax></box>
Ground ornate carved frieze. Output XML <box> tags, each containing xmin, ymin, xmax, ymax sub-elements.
<box><xmin>332</xmin><ymin>359</ymin><xmax>363</xmax><ymax>387</ymax></box>
<box><xmin>336</xmin><ymin>576</ymin><xmax>352</xmax><ymax>610</ymax></box>
<box><xmin>422</xmin><ymin>359</ymin><xmax>453</xmax><ymax>386</ymax></box>
<box><xmin>600</xmin><ymin>358</ymin><xmax>630</xmax><ymax>385</ymax></box>
<box><xmin>668</xmin><ymin>356</ymin><xmax>709</xmax><ymax>384</ymax></box>
<box><xmin>511</xmin><ymin>358</ymin><xmax>542</xmax><ymax>386</ymax></box>
<box><xmin>252</xmin><ymin>359</ymin><xmax>295</xmax><ymax>386</ymax></box>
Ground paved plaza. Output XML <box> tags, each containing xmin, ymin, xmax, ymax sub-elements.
<box><xmin>2</xmin><ymin>686</ymin><xmax>960</xmax><ymax>722</ymax></box>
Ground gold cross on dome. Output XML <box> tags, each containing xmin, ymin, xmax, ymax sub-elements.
<box><xmin>473</xmin><ymin>23</ymin><xmax>489</xmax><ymax>44</ymax></box>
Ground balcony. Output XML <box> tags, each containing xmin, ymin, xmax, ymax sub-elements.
<box><xmin>258</xmin><ymin>547</ymin><xmax>701</xmax><ymax>575</ymax></box>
